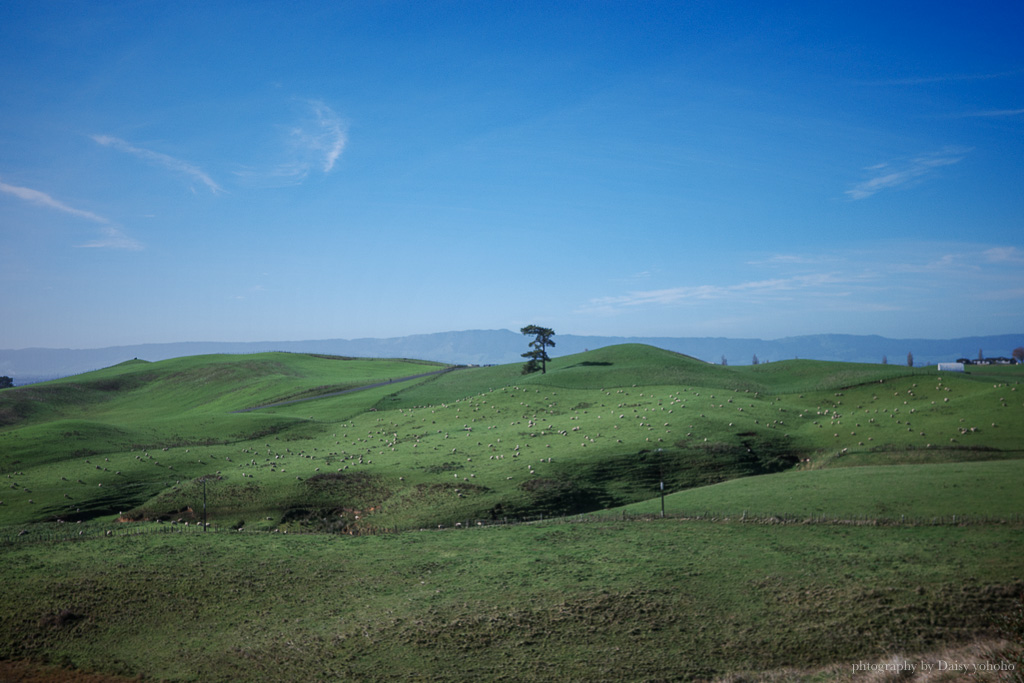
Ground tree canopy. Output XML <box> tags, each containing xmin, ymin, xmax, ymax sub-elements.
<box><xmin>521</xmin><ymin>325</ymin><xmax>555</xmax><ymax>375</ymax></box>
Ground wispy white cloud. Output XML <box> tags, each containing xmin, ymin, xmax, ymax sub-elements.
<box><xmin>866</xmin><ymin>70</ymin><xmax>1020</xmax><ymax>86</ymax></box>
<box><xmin>233</xmin><ymin>161</ymin><xmax>311</xmax><ymax>187</ymax></box>
<box><xmin>747</xmin><ymin>253</ymin><xmax>842</xmax><ymax>267</ymax></box>
<box><xmin>231</xmin><ymin>284</ymin><xmax>268</xmax><ymax>301</ymax></box>
<box><xmin>984</xmin><ymin>246</ymin><xmax>1024</xmax><ymax>264</ymax></box>
<box><xmin>977</xmin><ymin>287</ymin><xmax>1024</xmax><ymax>302</ymax></box>
<box><xmin>578</xmin><ymin>243</ymin><xmax>1023</xmax><ymax>338</ymax></box>
<box><xmin>233</xmin><ymin>99</ymin><xmax>348</xmax><ymax>187</ymax></box>
<box><xmin>887</xmin><ymin>252</ymin><xmax>973</xmax><ymax>274</ymax></box>
<box><xmin>583</xmin><ymin>273</ymin><xmax>844</xmax><ymax>313</ymax></box>
<box><xmin>91</xmin><ymin>135</ymin><xmax>224</xmax><ymax>194</ymax></box>
<box><xmin>845</xmin><ymin>148</ymin><xmax>968</xmax><ymax>200</ymax></box>
<box><xmin>77</xmin><ymin>225</ymin><xmax>144</xmax><ymax>251</ymax></box>
<box><xmin>0</xmin><ymin>179</ymin><xmax>109</xmax><ymax>223</ymax></box>
<box><xmin>0</xmin><ymin>178</ymin><xmax>143</xmax><ymax>250</ymax></box>
<box><xmin>288</xmin><ymin>100</ymin><xmax>347</xmax><ymax>173</ymax></box>
<box><xmin>309</xmin><ymin>100</ymin><xmax>347</xmax><ymax>172</ymax></box>
<box><xmin>959</xmin><ymin>108</ymin><xmax>1024</xmax><ymax>118</ymax></box>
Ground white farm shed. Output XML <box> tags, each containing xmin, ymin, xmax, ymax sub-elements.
<box><xmin>937</xmin><ymin>362</ymin><xmax>965</xmax><ymax>372</ymax></box>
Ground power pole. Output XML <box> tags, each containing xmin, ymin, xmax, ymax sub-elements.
<box><xmin>203</xmin><ymin>477</ymin><xmax>207</xmax><ymax>531</ymax></box>
<box><xmin>659</xmin><ymin>451</ymin><xmax>665</xmax><ymax>518</ymax></box>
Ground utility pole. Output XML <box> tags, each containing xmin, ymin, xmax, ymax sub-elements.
<box><xmin>658</xmin><ymin>449</ymin><xmax>665</xmax><ymax>518</ymax></box>
<box><xmin>203</xmin><ymin>477</ymin><xmax>207</xmax><ymax>531</ymax></box>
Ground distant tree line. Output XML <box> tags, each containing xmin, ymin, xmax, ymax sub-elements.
<box><xmin>720</xmin><ymin>355</ymin><xmax>767</xmax><ymax>366</ymax></box>
<box><xmin>892</xmin><ymin>347</ymin><xmax>1024</xmax><ymax>366</ymax></box>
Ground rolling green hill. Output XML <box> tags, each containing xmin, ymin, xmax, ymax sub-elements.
<box><xmin>1</xmin><ymin>345</ymin><xmax>1021</xmax><ymax>531</ymax></box>
<box><xmin>0</xmin><ymin>345</ymin><xmax>1021</xmax><ymax>681</ymax></box>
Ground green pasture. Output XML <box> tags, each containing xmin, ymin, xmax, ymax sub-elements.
<box><xmin>0</xmin><ymin>353</ymin><xmax>448</xmax><ymax>527</ymax></box>
<box><xmin>610</xmin><ymin>459</ymin><xmax>1024</xmax><ymax>522</ymax></box>
<box><xmin>1</xmin><ymin>353</ymin><xmax>444</xmax><ymax>427</ymax></box>
<box><xmin>0</xmin><ymin>520</ymin><xmax>1020</xmax><ymax>682</ymax></box>
<box><xmin>1</xmin><ymin>346</ymin><xmax>1022</xmax><ymax>532</ymax></box>
<box><xmin>0</xmin><ymin>344</ymin><xmax>1022</xmax><ymax>680</ymax></box>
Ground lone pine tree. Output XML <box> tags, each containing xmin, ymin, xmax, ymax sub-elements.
<box><xmin>521</xmin><ymin>325</ymin><xmax>556</xmax><ymax>374</ymax></box>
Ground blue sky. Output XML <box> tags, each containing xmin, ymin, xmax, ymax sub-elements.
<box><xmin>2</xmin><ymin>1</ymin><xmax>1022</xmax><ymax>349</ymax></box>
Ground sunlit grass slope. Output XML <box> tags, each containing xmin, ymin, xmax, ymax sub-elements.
<box><xmin>608</xmin><ymin>459</ymin><xmax>1024</xmax><ymax>521</ymax></box>
<box><xmin>0</xmin><ymin>345</ymin><xmax>1022</xmax><ymax>682</ymax></box>
<box><xmin>2</xmin><ymin>353</ymin><xmax>443</xmax><ymax>427</ymax></box>
<box><xmin>0</xmin><ymin>353</ymin><xmax>447</xmax><ymax>525</ymax></box>
<box><xmin>0</xmin><ymin>345</ymin><xmax>1020</xmax><ymax>532</ymax></box>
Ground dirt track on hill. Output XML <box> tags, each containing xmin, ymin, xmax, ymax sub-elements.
<box><xmin>232</xmin><ymin>366</ymin><xmax>459</xmax><ymax>413</ymax></box>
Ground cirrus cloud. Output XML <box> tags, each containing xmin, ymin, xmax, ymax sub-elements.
<box><xmin>77</xmin><ymin>225</ymin><xmax>143</xmax><ymax>251</ymax></box>
<box><xmin>846</xmin><ymin>148</ymin><xmax>968</xmax><ymax>200</ymax></box>
<box><xmin>0</xmin><ymin>179</ymin><xmax>109</xmax><ymax>223</ymax></box>
<box><xmin>91</xmin><ymin>135</ymin><xmax>224</xmax><ymax>194</ymax></box>
<box><xmin>306</xmin><ymin>100</ymin><xmax>347</xmax><ymax>173</ymax></box>
<box><xmin>0</xmin><ymin>179</ymin><xmax>142</xmax><ymax>250</ymax></box>
<box><xmin>582</xmin><ymin>273</ymin><xmax>846</xmax><ymax>313</ymax></box>
<box><xmin>233</xmin><ymin>99</ymin><xmax>348</xmax><ymax>187</ymax></box>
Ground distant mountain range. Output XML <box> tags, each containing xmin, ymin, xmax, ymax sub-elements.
<box><xmin>2</xmin><ymin>330</ymin><xmax>1021</xmax><ymax>385</ymax></box>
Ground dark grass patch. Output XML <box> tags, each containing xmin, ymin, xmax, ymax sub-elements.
<box><xmin>382</xmin><ymin>482</ymin><xmax>493</xmax><ymax>526</ymax></box>
<box><xmin>124</xmin><ymin>477</ymin><xmax>246</xmax><ymax>523</ymax></box>
<box><xmin>422</xmin><ymin>461</ymin><xmax>464</xmax><ymax>474</ymax></box>
<box><xmin>53</xmin><ymin>484</ymin><xmax>160</xmax><ymax>523</ymax></box>
<box><xmin>276</xmin><ymin>472</ymin><xmax>398</xmax><ymax>531</ymax></box>
<box><xmin>228</xmin><ymin>423</ymin><xmax>294</xmax><ymax>442</ymax></box>
<box><xmin>513</xmin><ymin>477</ymin><xmax>598</xmax><ymax>517</ymax></box>
<box><xmin>302</xmin><ymin>471</ymin><xmax>390</xmax><ymax>502</ymax></box>
<box><xmin>0</xmin><ymin>398</ymin><xmax>43</xmax><ymax>428</ymax></box>
<box><xmin>562</xmin><ymin>439</ymin><xmax>803</xmax><ymax>512</ymax></box>
<box><xmin>38</xmin><ymin>608</ymin><xmax>85</xmax><ymax>630</ymax></box>
<box><xmin>81</xmin><ymin>373</ymin><xmax>158</xmax><ymax>393</ymax></box>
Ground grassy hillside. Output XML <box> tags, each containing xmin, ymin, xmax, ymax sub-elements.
<box><xmin>0</xmin><ymin>345</ymin><xmax>1021</xmax><ymax>681</ymax></box>
<box><xmin>609</xmin><ymin>459</ymin><xmax>1024</xmax><ymax>522</ymax></box>
<box><xmin>0</xmin><ymin>353</ymin><xmax>448</xmax><ymax>526</ymax></box>
<box><xmin>1</xmin><ymin>521</ymin><xmax>1020</xmax><ymax>682</ymax></box>
<box><xmin>1</xmin><ymin>346</ymin><xmax>1021</xmax><ymax>531</ymax></box>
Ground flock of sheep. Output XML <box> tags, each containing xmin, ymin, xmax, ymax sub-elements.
<box><xmin>3</xmin><ymin>373</ymin><xmax>1011</xmax><ymax>524</ymax></box>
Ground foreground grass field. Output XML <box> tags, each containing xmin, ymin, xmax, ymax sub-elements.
<box><xmin>2</xmin><ymin>521</ymin><xmax>1021</xmax><ymax>682</ymax></box>
<box><xmin>0</xmin><ymin>345</ymin><xmax>1021</xmax><ymax>680</ymax></box>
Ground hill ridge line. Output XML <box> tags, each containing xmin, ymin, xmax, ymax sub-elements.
<box><xmin>3</xmin><ymin>330</ymin><xmax>1022</xmax><ymax>383</ymax></box>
